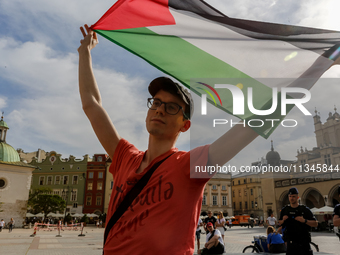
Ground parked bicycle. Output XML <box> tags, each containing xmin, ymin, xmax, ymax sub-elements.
<box><xmin>242</xmin><ymin>236</ymin><xmax>319</xmax><ymax>253</ymax></box>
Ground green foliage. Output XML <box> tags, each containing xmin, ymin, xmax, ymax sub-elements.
<box><xmin>28</xmin><ymin>188</ymin><xmax>66</xmax><ymax>218</ymax></box>
<box><xmin>80</xmin><ymin>214</ymin><xmax>89</xmax><ymax>224</ymax></box>
<box><xmin>64</xmin><ymin>213</ymin><xmax>72</xmax><ymax>224</ymax></box>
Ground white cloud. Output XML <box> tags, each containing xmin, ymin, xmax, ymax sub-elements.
<box><xmin>0</xmin><ymin>97</ymin><xmax>7</xmax><ymax>110</ymax></box>
<box><xmin>1</xmin><ymin>0</ymin><xmax>340</xmax><ymax>165</ymax></box>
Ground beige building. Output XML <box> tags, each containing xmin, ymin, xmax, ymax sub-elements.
<box><xmin>17</xmin><ymin>148</ymin><xmax>46</xmax><ymax>163</ymax></box>
<box><xmin>201</xmin><ymin>173</ymin><xmax>233</xmax><ymax>216</ymax></box>
<box><xmin>231</xmin><ymin>141</ymin><xmax>294</xmax><ymax>220</ymax></box>
<box><xmin>234</xmin><ymin>110</ymin><xmax>340</xmax><ymax>221</ymax></box>
<box><xmin>272</xmin><ymin>109</ymin><xmax>340</xmax><ymax>215</ymax></box>
<box><xmin>231</xmin><ymin>173</ymin><xmax>263</xmax><ymax>218</ymax></box>
<box><xmin>0</xmin><ymin>116</ymin><xmax>35</xmax><ymax>227</ymax></box>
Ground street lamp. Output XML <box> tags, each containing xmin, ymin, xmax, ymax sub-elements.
<box><xmin>62</xmin><ymin>186</ymin><xmax>73</xmax><ymax>219</ymax></box>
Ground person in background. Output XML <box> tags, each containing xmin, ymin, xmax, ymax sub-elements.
<box><xmin>0</xmin><ymin>219</ymin><xmax>4</xmax><ymax>232</ymax></box>
<box><xmin>266</xmin><ymin>213</ymin><xmax>277</xmax><ymax>227</ymax></box>
<box><xmin>333</xmin><ymin>186</ymin><xmax>340</xmax><ymax>227</ymax></box>
<box><xmin>8</xmin><ymin>218</ymin><xmax>14</xmax><ymax>233</ymax></box>
<box><xmin>196</xmin><ymin>217</ymin><xmax>203</xmax><ymax>252</ymax></box>
<box><xmin>279</xmin><ymin>187</ymin><xmax>317</xmax><ymax>255</ymax></box>
<box><xmin>204</xmin><ymin>211</ymin><xmax>217</xmax><ymax>232</ymax></box>
<box><xmin>266</xmin><ymin>226</ymin><xmax>286</xmax><ymax>253</ymax></box>
<box><xmin>216</xmin><ymin>211</ymin><xmax>226</xmax><ymax>240</ymax></box>
<box><xmin>198</xmin><ymin>222</ymin><xmax>224</xmax><ymax>255</ymax></box>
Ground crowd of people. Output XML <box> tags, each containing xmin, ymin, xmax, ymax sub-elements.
<box><xmin>195</xmin><ymin>186</ymin><xmax>340</xmax><ymax>255</ymax></box>
<box><xmin>0</xmin><ymin>218</ymin><xmax>14</xmax><ymax>233</ymax></box>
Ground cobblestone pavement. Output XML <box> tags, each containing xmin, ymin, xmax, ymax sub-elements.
<box><xmin>0</xmin><ymin>225</ymin><xmax>338</xmax><ymax>255</ymax></box>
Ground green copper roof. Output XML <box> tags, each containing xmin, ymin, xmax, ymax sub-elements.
<box><xmin>0</xmin><ymin>142</ymin><xmax>20</xmax><ymax>162</ymax></box>
<box><xmin>0</xmin><ymin>119</ymin><xmax>8</xmax><ymax>128</ymax></box>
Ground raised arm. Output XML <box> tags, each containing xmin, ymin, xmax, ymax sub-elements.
<box><xmin>78</xmin><ymin>25</ymin><xmax>120</xmax><ymax>158</ymax></box>
<box><xmin>208</xmin><ymin>124</ymin><xmax>258</xmax><ymax>166</ymax></box>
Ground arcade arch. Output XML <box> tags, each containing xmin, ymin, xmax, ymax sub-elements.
<box><xmin>328</xmin><ymin>185</ymin><xmax>340</xmax><ymax>207</ymax></box>
<box><xmin>301</xmin><ymin>188</ymin><xmax>324</xmax><ymax>209</ymax></box>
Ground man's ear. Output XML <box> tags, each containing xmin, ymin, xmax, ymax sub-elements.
<box><xmin>180</xmin><ymin>120</ymin><xmax>191</xmax><ymax>132</ymax></box>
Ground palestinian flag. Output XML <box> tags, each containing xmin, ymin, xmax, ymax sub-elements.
<box><xmin>91</xmin><ymin>0</ymin><xmax>340</xmax><ymax>138</ymax></box>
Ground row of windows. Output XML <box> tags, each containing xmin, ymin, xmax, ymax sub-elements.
<box><xmin>87</xmin><ymin>181</ymin><xmax>103</xmax><ymax>191</ymax></box>
<box><xmin>52</xmin><ymin>189</ymin><xmax>78</xmax><ymax>202</ymax></box>
<box><xmin>39</xmin><ymin>175</ymin><xmax>78</xmax><ymax>185</ymax></box>
<box><xmin>300</xmin><ymin>155</ymin><xmax>332</xmax><ymax>169</ymax></box>
<box><xmin>232</xmin><ymin>178</ymin><xmax>253</xmax><ymax>186</ymax></box>
<box><xmin>202</xmin><ymin>195</ymin><xmax>228</xmax><ymax>206</ymax></box>
<box><xmin>233</xmin><ymin>201</ymin><xmax>255</xmax><ymax>210</ymax></box>
<box><xmin>38</xmin><ymin>166</ymin><xmax>81</xmax><ymax>171</ymax></box>
<box><xmin>88</xmin><ymin>171</ymin><xmax>104</xmax><ymax>179</ymax></box>
<box><xmin>86</xmin><ymin>196</ymin><xmax>102</xmax><ymax>206</ymax></box>
<box><xmin>232</xmin><ymin>188</ymin><xmax>254</xmax><ymax>197</ymax></box>
<box><xmin>211</xmin><ymin>185</ymin><xmax>227</xmax><ymax>190</ymax></box>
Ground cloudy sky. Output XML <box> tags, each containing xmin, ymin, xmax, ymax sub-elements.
<box><xmin>1</xmin><ymin>0</ymin><xmax>340</xmax><ymax>170</ymax></box>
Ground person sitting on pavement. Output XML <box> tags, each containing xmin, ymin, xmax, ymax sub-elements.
<box><xmin>266</xmin><ymin>226</ymin><xmax>286</xmax><ymax>253</ymax></box>
<box><xmin>198</xmin><ymin>222</ymin><xmax>224</xmax><ymax>255</ymax></box>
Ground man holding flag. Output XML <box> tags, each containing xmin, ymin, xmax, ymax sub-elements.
<box><xmin>78</xmin><ymin>1</ymin><xmax>340</xmax><ymax>254</ymax></box>
<box><xmin>78</xmin><ymin>24</ymin><xmax>258</xmax><ymax>254</ymax></box>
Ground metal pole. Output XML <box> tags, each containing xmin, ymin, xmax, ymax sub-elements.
<box><xmin>78</xmin><ymin>222</ymin><xmax>85</xmax><ymax>237</ymax></box>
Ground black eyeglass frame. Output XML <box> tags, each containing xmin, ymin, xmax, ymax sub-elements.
<box><xmin>147</xmin><ymin>98</ymin><xmax>189</xmax><ymax>119</ymax></box>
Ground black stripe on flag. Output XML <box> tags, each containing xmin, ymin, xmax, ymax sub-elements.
<box><xmin>169</xmin><ymin>0</ymin><xmax>340</xmax><ymax>56</ymax></box>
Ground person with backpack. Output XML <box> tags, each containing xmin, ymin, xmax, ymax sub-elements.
<box><xmin>278</xmin><ymin>187</ymin><xmax>317</xmax><ymax>255</ymax></box>
<box><xmin>198</xmin><ymin>222</ymin><xmax>224</xmax><ymax>255</ymax></box>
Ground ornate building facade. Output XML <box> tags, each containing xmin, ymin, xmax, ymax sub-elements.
<box><xmin>201</xmin><ymin>173</ymin><xmax>233</xmax><ymax>216</ymax></box>
<box><xmin>83</xmin><ymin>154</ymin><xmax>109</xmax><ymax>215</ymax></box>
<box><xmin>30</xmin><ymin>151</ymin><xmax>88</xmax><ymax>215</ymax></box>
<box><xmin>0</xmin><ymin>116</ymin><xmax>35</xmax><ymax>227</ymax></box>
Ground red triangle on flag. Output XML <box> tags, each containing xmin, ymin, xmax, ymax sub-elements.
<box><xmin>91</xmin><ymin>0</ymin><xmax>175</xmax><ymax>31</ymax></box>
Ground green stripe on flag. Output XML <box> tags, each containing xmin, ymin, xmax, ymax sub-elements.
<box><xmin>95</xmin><ymin>27</ymin><xmax>290</xmax><ymax>138</ymax></box>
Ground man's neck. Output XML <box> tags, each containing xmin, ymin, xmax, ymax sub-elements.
<box><xmin>144</xmin><ymin>136</ymin><xmax>177</xmax><ymax>165</ymax></box>
<box><xmin>290</xmin><ymin>203</ymin><xmax>299</xmax><ymax>208</ymax></box>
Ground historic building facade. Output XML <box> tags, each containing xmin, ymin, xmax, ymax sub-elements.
<box><xmin>30</xmin><ymin>151</ymin><xmax>88</xmax><ymax>215</ymax></box>
<box><xmin>201</xmin><ymin>173</ymin><xmax>233</xmax><ymax>216</ymax></box>
<box><xmin>231</xmin><ymin>141</ymin><xmax>295</xmax><ymax>220</ymax></box>
<box><xmin>231</xmin><ymin>173</ymin><xmax>263</xmax><ymax>218</ymax></box>
<box><xmin>0</xmin><ymin>116</ymin><xmax>35</xmax><ymax>227</ymax></box>
<box><xmin>273</xmin><ymin>109</ymin><xmax>340</xmax><ymax>214</ymax></box>
<box><xmin>83</xmin><ymin>154</ymin><xmax>108</xmax><ymax>215</ymax></box>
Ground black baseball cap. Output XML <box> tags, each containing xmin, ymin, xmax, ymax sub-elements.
<box><xmin>148</xmin><ymin>77</ymin><xmax>193</xmax><ymax>119</ymax></box>
<box><xmin>288</xmin><ymin>187</ymin><xmax>299</xmax><ymax>195</ymax></box>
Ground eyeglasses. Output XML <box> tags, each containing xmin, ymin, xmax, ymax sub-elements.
<box><xmin>147</xmin><ymin>98</ymin><xmax>189</xmax><ymax>119</ymax></box>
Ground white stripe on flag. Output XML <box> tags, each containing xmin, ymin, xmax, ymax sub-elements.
<box><xmin>148</xmin><ymin>9</ymin><xmax>334</xmax><ymax>84</ymax></box>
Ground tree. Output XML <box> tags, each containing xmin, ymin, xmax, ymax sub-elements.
<box><xmin>64</xmin><ymin>213</ymin><xmax>72</xmax><ymax>224</ymax></box>
<box><xmin>28</xmin><ymin>188</ymin><xmax>66</xmax><ymax>218</ymax></box>
<box><xmin>80</xmin><ymin>214</ymin><xmax>89</xmax><ymax>224</ymax></box>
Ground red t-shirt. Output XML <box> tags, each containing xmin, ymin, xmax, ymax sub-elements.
<box><xmin>104</xmin><ymin>139</ymin><xmax>210</xmax><ymax>254</ymax></box>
